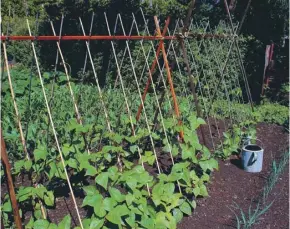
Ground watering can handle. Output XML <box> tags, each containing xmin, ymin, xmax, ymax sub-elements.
<box><xmin>242</xmin><ymin>137</ymin><xmax>264</xmax><ymax>149</ymax></box>
<box><xmin>253</xmin><ymin>152</ymin><xmax>258</xmax><ymax>162</ymax></box>
<box><xmin>254</xmin><ymin>138</ymin><xmax>264</xmax><ymax>149</ymax></box>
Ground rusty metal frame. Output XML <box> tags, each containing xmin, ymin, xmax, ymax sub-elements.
<box><xmin>135</xmin><ymin>16</ymin><xmax>171</xmax><ymax>121</ymax></box>
<box><xmin>1</xmin><ymin>130</ymin><xmax>23</xmax><ymax>229</ymax></box>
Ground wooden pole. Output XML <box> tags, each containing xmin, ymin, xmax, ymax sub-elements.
<box><xmin>1</xmin><ymin>130</ymin><xmax>23</xmax><ymax>229</ymax></box>
<box><xmin>154</xmin><ymin>16</ymin><xmax>184</xmax><ymax>140</ymax></box>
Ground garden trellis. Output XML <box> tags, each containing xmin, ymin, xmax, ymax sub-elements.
<box><xmin>1</xmin><ymin>1</ymin><xmax>254</xmax><ymax>228</ymax></box>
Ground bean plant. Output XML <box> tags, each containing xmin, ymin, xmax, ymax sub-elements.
<box><xmin>2</xmin><ymin>64</ymin><xmax>285</xmax><ymax>228</ymax></box>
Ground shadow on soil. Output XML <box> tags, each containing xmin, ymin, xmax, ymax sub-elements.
<box><xmin>230</xmin><ymin>158</ymin><xmax>244</xmax><ymax>170</ymax></box>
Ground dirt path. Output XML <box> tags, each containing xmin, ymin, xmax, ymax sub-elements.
<box><xmin>178</xmin><ymin>123</ymin><xmax>289</xmax><ymax>229</ymax></box>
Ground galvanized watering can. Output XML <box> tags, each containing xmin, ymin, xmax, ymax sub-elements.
<box><xmin>241</xmin><ymin>138</ymin><xmax>264</xmax><ymax>173</ymax></box>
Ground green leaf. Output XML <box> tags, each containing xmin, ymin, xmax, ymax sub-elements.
<box><xmin>34</xmin><ymin>219</ymin><xmax>50</xmax><ymax>229</ymax></box>
<box><xmin>108</xmin><ymin>166</ymin><xmax>119</xmax><ymax>181</ymax></box>
<box><xmin>106</xmin><ymin>204</ymin><xmax>130</xmax><ymax>225</ymax></box>
<box><xmin>44</xmin><ymin>191</ymin><xmax>54</xmax><ymax>206</ymax></box>
<box><xmin>180</xmin><ymin>144</ymin><xmax>194</xmax><ymax>160</ymax></box>
<box><xmin>48</xmin><ymin>162</ymin><xmax>57</xmax><ymax>180</ymax></box>
<box><xmin>34</xmin><ymin>209</ymin><xmax>43</xmax><ymax>219</ymax></box>
<box><xmin>102</xmin><ymin>145</ymin><xmax>114</xmax><ymax>153</ymax></box>
<box><xmin>125</xmin><ymin>194</ymin><xmax>134</xmax><ymax>206</ymax></box>
<box><xmin>34</xmin><ymin>147</ymin><xmax>48</xmax><ymax>162</ymax></box>
<box><xmin>189</xmin><ymin>115</ymin><xmax>205</xmax><ymax>130</ymax></box>
<box><xmin>112</xmin><ymin>134</ymin><xmax>123</xmax><ymax>144</ymax></box>
<box><xmin>155</xmin><ymin>212</ymin><xmax>170</xmax><ymax>228</ymax></box>
<box><xmin>89</xmin><ymin>218</ymin><xmax>104</xmax><ymax>229</ymax></box>
<box><xmin>125</xmin><ymin>176</ymin><xmax>137</xmax><ymax>190</ymax></box>
<box><xmin>162</xmin><ymin>144</ymin><xmax>171</xmax><ymax>153</ymax></box>
<box><xmin>17</xmin><ymin>187</ymin><xmax>33</xmax><ymax>202</ymax></box>
<box><xmin>58</xmin><ymin>215</ymin><xmax>71</xmax><ymax>229</ymax></box>
<box><xmin>95</xmin><ymin>172</ymin><xmax>109</xmax><ymax>190</ymax></box>
<box><xmin>26</xmin><ymin>217</ymin><xmax>34</xmax><ymax>229</ymax></box>
<box><xmin>140</xmin><ymin>216</ymin><xmax>155</xmax><ymax>229</ymax></box>
<box><xmin>2</xmin><ymin>200</ymin><xmax>12</xmax><ymax>212</ymax></box>
<box><xmin>151</xmin><ymin>132</ymin><xmax>160</xmax><ymax>140</ymax></box>
<box><xmin>143</xmin><ymin>151</ymin><xmax>155</xmax><ymax>165</ymax></box>
<box><xmin>197</xmin><ymin>117</ymin><xmax>206</xmax><ymax>126</ymax></box>
<box><xmin>82</xmin><ymin>194</ymin><xmax>102</xmax><ymax>207</ymax></box>
<box><xmin>199</xmin><ymin>184</ymin><xmax>209</xmax><ymax>197</ymax></box>
<box><xmin>123</xmin><ymin>159</ymin><xmax>133</xmax><ymax>169</ymax></box>
<box><xmin>201</xmin><ymin>173</ymin><xmax>210</xmax><ymax>182</ymax></box>
<box><xmin>164</xmin><ymin>183</ymin><xmax>175</xmax><ymax>195</ymax></box>
<box><xmin>164</xmin><ymin>118</ymin><xmax>177</xmax><ymax>129</ymax></box>
<box><xmin>67</xmin><ymin>158</ymin><xmax>78</xmax><ymax>169</ymax></box>
<box><xmin>180</xmin><ymin>201</ymin><xmax>192</xmax><ymax>215</ymax></box>
<box><xmin>223</xmin><ymin>132</ymin><xmax>230</xmax><ymax>139</ymax></box>
<box><xmin>82</xmin><ymin>186</ymin><xmax>98</xmax><ymax>196</ymax></box>
<box><xmin>94</xmin><ymin>205</ymin><xmax>106</xmax><ymax>218</ymax></box>
<box><xmin>14</xmin><ymin>160</ymin><xmax>25</xmax><ymax>173</ymax></box>
<box><xmin>33</xmin><ymin>187</ymin><xmax>46</xmax><ymax>199</ymax></box>
<box><xmin>173</xmin><ymin>208</ymin><xmax>183</xmax><ymax>223</ymax></box>
<box><xmin>85</xmin><ymin>165</ymin><xmax>98</xmax><ymax>176</ymax></box>
<box><xmin>48</xmin><ymin>223</ymin><xmax>58</xmax><ymax>229</ymax></box>
<box><xmin>109</xmin><ymin>187</ymin><xmax>125</xmax><ymax>203</ymax></box>
<box><xmin>190</xmin><ymin>170</ymin><xmax>199</xmax><ymax>183</ymax></box>
<box><xmin>129</xmin><ymin>145</ymin><xmax>138</xmax><ymax>153</ymax></box>
<box><xmin>24</xmin><ymin>160</ymin><xmax>33</xmax><ymax>171</ymax></box>
<box><xmin>62</xmin><ymin>144</ymin><xmax>74</xmax><ymax>157</ymax></box>
<box><xmin>193</xmin><ymin>187</ymin><xmax>200</xmax><ymax>197</ymax></box>
<box><xmin>191</xmin><ymin>200</ymin><xmax>197</xmax><ymax>209</ymax></box>
<box><xmin>201</xmin><ymin>146</ymin><xmax>211</xmax><ymax>160</ymax></box>
<box><xmin>81</xmin><ymin>219</ymin><xmax>91</xmax><ymax>229</ymax></box>
<box><xmin>199</xmin><ymin>158</ymin><xmax>219</xmax><ymax>172</ymax></box>
<box><xmin>103</xmin><ymin>198</ymin><xmax>117</xmax><ymax>211</ymax></box>
<box><xmin>125</xmin><ymin>212</ymin><xmax>135</xmax><ymax>228</ymax></box>
<box><xmin>172</xmin><ymin>145</ymin><xmax>179</xmax><ymax>156</ymax></box>
<box><xmin>158</xmin><ymin>174</ymin><xmax>168</xmax><ymax>182</ymax></box>
<box><xmin>104</xmin><ymin>153</ymin><xmax>112</xmax><ymax>162</ymax></box>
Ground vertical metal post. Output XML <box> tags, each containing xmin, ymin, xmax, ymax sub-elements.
<box><xmin>1</xmin><ymin>130</ymin><xmax>23</xmax><ymax>229</ymax></box>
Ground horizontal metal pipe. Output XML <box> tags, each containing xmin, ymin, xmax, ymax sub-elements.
<box><xmin>1</xmin><ymin>35</ymin><xmax>175</xmax><ymax>41</ymax></box>
<box><xmin>1</xmin><ymin>33</ymin><xmax>235</xmax><ymax>41</ymax></box>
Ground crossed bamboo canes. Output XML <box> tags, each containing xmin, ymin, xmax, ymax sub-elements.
<box><xmin>49</xmin><ymin>17</ymin><xmax>91</xmax><ymax>155</ymax></box>
<box><xmin>78</xmin><ymin>16</ymin><xmax>152</xmax><ymax>195</ymax></box>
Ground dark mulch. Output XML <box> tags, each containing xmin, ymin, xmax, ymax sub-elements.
<box><xmin>254</xmin><ymin>166</ymin><xmax>289</xmax><ymax>229</ymax></box>
<box><xmin>178</xmin><ymin>123</ymin><xmax>289</xmax><ymax>229</ymax></box>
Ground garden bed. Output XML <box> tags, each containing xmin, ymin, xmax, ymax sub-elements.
<box><xmin>178</xmin><ymin>122</ymin><xmax>289</xmax><ymax>229</ymax></box>
<box><xmin>1</xmin><ymin>123</ymin><xmax>288</xmax><ymax>228</ymax></box>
